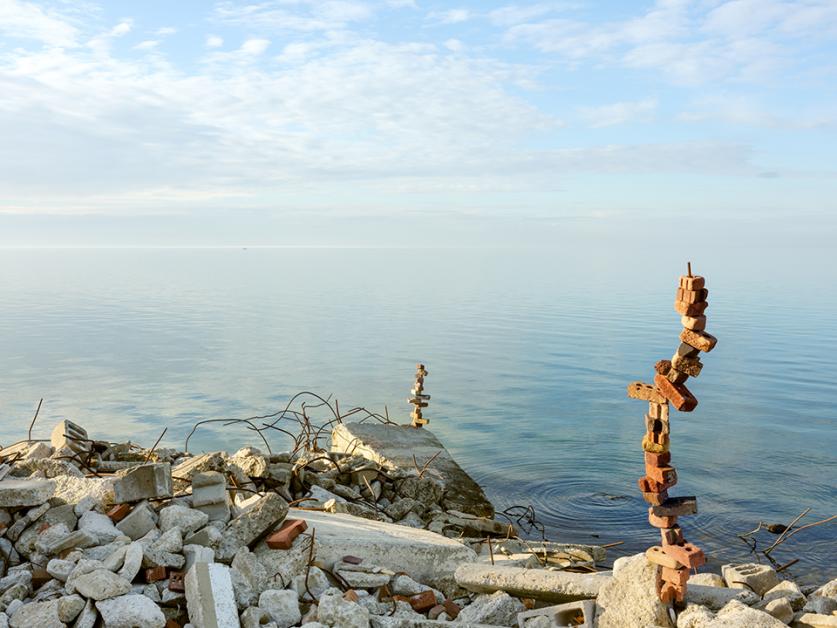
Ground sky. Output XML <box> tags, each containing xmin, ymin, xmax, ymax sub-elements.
<box><xmin>1</xmin><ymin>0</ymin><xmax>836</xmax><ymax>246</ymax></box>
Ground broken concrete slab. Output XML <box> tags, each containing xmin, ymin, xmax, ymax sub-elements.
<box><xmin>216</xmin><ymin>493</ymin><xmax>288</xmax><ymax>562</ymax></box>
<box><xmin>331</xmin><ymin>423</ymin><xmax>494</xmax><ymax>517</ymax></box>
<box><xmin>185</xmin><ymin>562</ymin><xmax>240</xmax><ymax>628</ymax></box>
<box><xmin>454</xmin><ymin>563</ymin><xmax>610</xmax><ymax>603</ymax></box>
<box><xmin>113</xmin><ymin>463</ymin><xmax>172</xmax><ymax>504</ymax></box>
<box><xmin>517</xmin><ymin>600</ymin><xmax>596</xmax><ymax>628</ymax></box>
<box><xmin>293</xmin><ymin>508</ymin><xmax>476</xmax><ymax>596</ymax></box>
<box><xmin>0</xmin><ymin>479</ymin><xmax>55</xmax><ymax>508</ymax></box>
<box><xmin>115</xmin><ymin>501</ymin><xmax>157</xmax><ymax>540</ymax></box>
<box><xmin>96</xmin><ymin>594</ymin><xmax>166</xmax><ymax>628</ymax></box>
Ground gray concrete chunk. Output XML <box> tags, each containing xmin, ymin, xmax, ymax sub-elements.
<box><xmin>185</xmin><ymin>562</ymin><xmax>240</xmax><ymax>628</ymax></box>
<box><xmin>216</xmin><ymin>493</ymin><xmax>288</xmax><ymax>562</ymax></box>
<box><xmin>0</xmin><ymin>479</ymin><xmax>55</xmax><ymax>508</ymax></box>
<box><xmin>113</xmin><ymin>464</ymin><xmax>172</xmax><ymax>503</ymax></box>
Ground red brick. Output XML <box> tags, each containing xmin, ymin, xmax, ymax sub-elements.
<box><xmin>648</xmin><ymin>402</ymin><xmax>669</xmax><ymax>421</ymax></box>
<box><xmin>681</xmin><ymin>315</ymin><xmax>707</xmax><ymax>331</ymax></box>
<box><xmin>654</xmin><ymin>375</ymin><xmax>698</xmax><ymax>412</ymax></box>
<box><xmin>676</xmin><ymin>287</ymin><xmax>708</xmax><ymax>304</ymax></box>
<box><xmin>646</xmin><ymin>464</ymin><xmax>677</xmax><ymax>485</ymax></box>
<box><xmin>661</xmin><ymin>525</ymin><xmax>684</xmax><ymax>546</ymax></box>
<box><xmin>164</xmin><ymin>621</ymin><xmax>182</xmax><ymax>628</ymax></box>
<box><xmin>645</xmin><ymin>415</ymin><xmax>669</xmax><ymax>436</ymax></box>
<box><xmin>637</xmin><ymin>476</ymin><xmax>673</xmax><ymax>494</ymax></box>
<box><xmin>644</xmin><ymin>451</ymin><xmax>671</xmax><ymax>467</ymax></box>
<box><xmin>680</xmin><ymin>328</ymin><xmax>718</xmax><ymax>353</ymax></box>
<box><xmin>343</xmin><ymin>590</ymin><xmax>359</xmax><ymax>602</ymax></box>
<box><xmin>168</xmin><ymin>571</ymin><xmax>185</xmax><ymax>592</ymax></box>
<box><xmin>642</xmin><ymin>490</ymin><xmax>669</xmax><ymax>506</ymax></box>
<box><xmin>443</xmin><ymin>599</ymin><xmax>461</xmax><ymax>619</ymax></box>
<box><xmin>662</xmin><ymin>542</ymin><xmax>706</xmax><ymax>569</ymax></box>
<box><xmin>428</xmin><ymin>605</ymin><xmax>446</xmax><ymax>620</ymax></box>
<box><xmin>107</xmin><ymin>504</ymin><xmax>131</xmax><ymax>523</ymax></box>
<box><xmin>679</xmin><ymin>275</ymin><xmax>705</xmax><ymax>291</ymax></box>
<box><xmin>266</xmin><ymin>519</ymin><xmax>308</xmax><ymax>550</ymax></box>
<box><xmin>145</xmin><ymin>566</ymin><xmax>167</xmax><ymax>583</ymax></box>
<box><xmin>648</xmin><ymin>508</ymin><xmax>678</xmax><ymax>529</ymax></box>
<box><xmin>627</xmin><ymin>381</ymin><xmax>666</xmax><ymax>403</ymax></box>
<box><xmin>410</xmin><ymin>590</ymin><xmax>437</xmax><ymax>613</ymax></box>
<box><xmin>661</xmin><ymin>566</ymin><xmax>690</xmax><ymax>586</ymax></box>
<box><xmin>674</xmin><ymin>300</ymin><xmax>709</xmax><ymax>317</ymax></box>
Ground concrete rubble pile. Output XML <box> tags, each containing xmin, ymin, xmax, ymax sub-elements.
<box><xmin>1</xmin><ymin>416</ymin><xmax>834</xmax><ymax>627</ymax></box>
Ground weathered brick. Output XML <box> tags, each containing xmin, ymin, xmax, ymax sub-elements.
<box><xmin>646</xmin><ymin>464</ymin><xmax>677</xmax><ymax>485</ymax></box>
<box><xmin>680</xmin><ymin>328</ymin><xmax>718</xmax><ymax>353</ymax></box>
<box><xmin>666</xmin><ymin>367</ymin><xmax>689</xmax><ymax>384</ymax></box>
<box><xmin>642</xmin><ymin>490</ymin><xmax>669</xmax><ymax>506</ymax></box>
<box><xmin>645</xmin><ymin>415</ymin><xmax>669</xmax><ymax>436</ymax></box>
<box><xmin>662</xmin><ymin>542</ymin><xmax>706</xmax><ymax>569</ymax></box>
<box><xmin>627</xmin><ymin>382</ymin><xmax>666</xmax><ymax>404</ymax></box>
<box><xmin>644</xmin><ymin>451</ymin><xmax>671</xmax><ymax>466</ymax></box>
<box><xmin>679</xmin><ymin>275</ymin><xmax>705</xmax><ymax>291</ymax></box>
<box><xmin>674</xmin><ymin>299</ymin><xmax>709</xmax><ymax>317</ymax></box>
<box><xmin>645</xmin><ymin>545</ymin><xmax>680</xmax><ymax>568</ymax></box>
<box><xmin>648</xmin><ymin>509</ymin><xmax>677</xmax><ymax>528</ymax></box>
<box><xmin>671</xmin><ymin>353</ymin><xmax>703</xmax><ymax>377</ymax></box>
<box><xmin>681</xmin><ymin>315</ymin><xmax>707</xmax><ymax>331</ymax></box>
<box><xmin>654</xmin><ymin>375</ymin><xmax>698</xmax><ymax>412</ymax></box>
<box><xmin>642</xmin><ymin>433</ymin><xmax>669</xmax><ymax>454</ymax></box>
<box><xmin>107</xmin><ymin>504</ymin><xmax>131</xmax><ymax>523</ymax></box>
<box><xmin>265</xmin><ymin>518</ymin><xmax>307</xmax><ymax>550</ymax></box>
<box><xmin>647</xmin><ymin>402</ymin><xmax>669</xmax><ymax>421</ymax></box>
<box><xmin>661</xmin><ymin>566</ymin><xmax>689</xmax><ymax>586</ymax></box>
<box><xmin>676</xmin><ymin>288</ymin><xmax>708</xmax><ymax>304</ymax></box>
<box><xmin>661</xmin><ymin>526</ymin><xmax>684</xmax><ymax>546</ymax></box>
<box><xmin>410</xmin><ymin>590</ymin><xmax>437</xmax><ymax>612</ymax></box>
<box><xmin>651</xmin><ymin>496</ymin><xmax>697</xmax><ymax>517</ymax></box>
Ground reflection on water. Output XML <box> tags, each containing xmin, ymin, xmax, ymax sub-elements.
<box><xmin>0</xmin><ymin>247</ymin><xmax>834</xmax><ymax>583</ymax></box>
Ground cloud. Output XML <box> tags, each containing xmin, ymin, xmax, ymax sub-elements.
<box><xmin>428</xmin><ymin>9</ymin><xmax>471</xmax><ymax>25</ymax></box>
<box><xmin>503</xmin><ymin>0</ymin><xmax>837</xmax><ymax>84</ymax></box>
<box><xmin>0</xmin><ymin>0</ymin><xmax>79</xmax><ymax>46</ymax></box>
<box><xmin>240</xmin><ymin>38</ymin><xmax>270</xmax><ymax>55</ymax></box>
<box><xmin>206</xmin><ymin>34</ymin><xmax>223</xmax><ymax>48</ymax></box>
<box><xmin>579</xmin><ymin>98</ymin><xmax>658</xmax><ymax>127</ymax></box>
<box><xmin>488</xmin><ymin>3</ymin><xmax>573</xmax><ymax>27</ymax></box>
<box><xmin>212</xmin><ymin>0</ymin><xmax>373</xmax><ymax>32</ymax></box>
<box><xmin>110</xmin><ymin>20</ymin><xmax>132</xmax><ymax>37</ymax></box>
<box><xmin>156</xmin><ymin>26</ymin><xmax>177</xmax><ymax>36</ymax></box>
<box><xmin>134</xmin><ymin>40</ymin><xmax>159</xmax><ymax>51</ymax></box>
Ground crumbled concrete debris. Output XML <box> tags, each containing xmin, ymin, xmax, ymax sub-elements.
<box><xmin>11</xmin><ymin>419</ymin><xmax>829</xmax><ymax>628</ymax></box>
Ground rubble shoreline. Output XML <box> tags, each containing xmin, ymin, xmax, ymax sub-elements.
<box><xmin>0</xmin><ymin>418</ymin><xmax>834</xmax><ymax>628</ymax></box>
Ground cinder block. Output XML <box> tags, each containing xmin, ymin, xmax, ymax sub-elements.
<box><xmin>721</xmin><ymin>563</ymin><xmax>780</xmax><ymax>596</ymax></box>
<box><xmin>680</xmin><ymin>328</ymin><xmax>717</xmax><ymax>353</ymax></box>
<box><xmin>681</xmin><ymin>315</ymin><xmax>707</xmax><ymax>331</ymax></box>
<box><xmin>184</xmin><ymin>562</ymin><xmax>239</xmax><ymax>628</ymax></box>
<box><xmin>654</xmin><ymin>375</ymin><xmax>698</xmax><ymax>412</ymax></box>
<box><xmin>113</xmin><ymin>463</ymin><xmax>172</xmax><ymax>504</ymax></box>
<box><xmin>50</xmin><ymin>420</ymin><xmax>90</xmax><ymax>453</ymax></box>
<box><xmin>645</xmin><ymin>415</ymin><xmax>669</xmax><ymax>436</ymax></box>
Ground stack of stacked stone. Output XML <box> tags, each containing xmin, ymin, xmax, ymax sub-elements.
<box><xmin>409</xmin><ymin>364</ymin><xmax>431</xmax><ymax>428</ymax></box>
<box><xmin>627</xmin><ymin>266</ymin><xmax>718</xmax><ymax>606</ymax></box>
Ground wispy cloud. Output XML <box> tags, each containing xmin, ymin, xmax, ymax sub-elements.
<box><xmin>579</xmin><ymin>98</ymin><xmax>658</xmax><ymax>128</ymax></box>
<box><xmin>428</xmin><ymin>9</ymin><xmax>471</xmax><ymax>25</ymax></box>
<box><xmin>0</xmin><ymin>0</ymin><xmax>79</xmax><ymax>46</ymax></box>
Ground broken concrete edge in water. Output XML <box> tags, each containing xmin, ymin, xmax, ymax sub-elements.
<box><xmin>0</xmin><ymin>417</ymin><xmax>833</xmax><ymax>628</ymax></box>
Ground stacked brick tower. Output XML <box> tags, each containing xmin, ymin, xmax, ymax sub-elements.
<box><xmin>409</xmin><ymin>363</ymin><xmax>430</xmax><ymax>427</ymax></box>
<box><xmin>627</xmin><ymin>264</ymin><xmax>718</xmax><ymax>604</ymax></box>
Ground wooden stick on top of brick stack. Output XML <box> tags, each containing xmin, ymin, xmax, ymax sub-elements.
<box><xmin>627</xmin><ymin>263</ymin><xmax>718</xmax><ymax>606</ymax></box>
<box><xmin>409</xmin><ymin>363</ymin><xmax>431</xmax><ymax>428</ymax></box>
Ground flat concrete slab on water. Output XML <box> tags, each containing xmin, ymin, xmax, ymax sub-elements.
<box><xmin>331</xmin><ymin>423</ymin><xmax>494</xmax><ymax>518</ymax></box>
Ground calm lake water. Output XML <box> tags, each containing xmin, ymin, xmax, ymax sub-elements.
<box><xmin>1</xmin><ymin>247</ymin><xmax>834</xmax><ymax>583</ymax></box>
